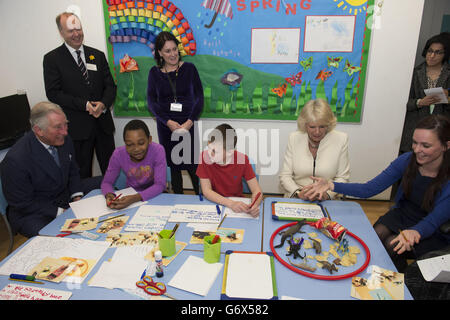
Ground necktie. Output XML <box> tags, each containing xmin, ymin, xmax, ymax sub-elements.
<box><xmin>76</xmin><ymin>50</ymin><xmax>90</xmax><ymax>85</ymax></box>
<box><xmin>49</xmin><ymin>146</ymin><xmax>60</xmax><ymax>167</ymax></box>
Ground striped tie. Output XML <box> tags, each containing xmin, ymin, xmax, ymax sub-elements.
<box><xmin>76</xmin><ymin>50</ymin><xmax>90</xmax><ymax>85</ymax></box>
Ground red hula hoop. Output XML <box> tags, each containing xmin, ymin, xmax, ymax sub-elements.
<box><xmin>270</xmin><ymin>221</ymin><xmax>371</xmax><ymax>280</ymax></box>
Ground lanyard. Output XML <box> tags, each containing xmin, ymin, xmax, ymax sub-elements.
<box><xmin>165</xmin><ymin>63</ymin><xmax>180</xmax><ymax>103</ymax></box>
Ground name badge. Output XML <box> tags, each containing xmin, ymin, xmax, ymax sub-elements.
<box><xmin>170</xmin><ymin>102</ymin><xmax>182</xmax><ymax>112</ymax></box>
<box><xmin>86</xmin><ymin>63</ymin><xmax>97</xmax><ymax>71</ymax></box>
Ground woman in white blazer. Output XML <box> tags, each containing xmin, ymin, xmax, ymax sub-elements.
<box><xmin>279</xmin><ymin>98</ymin><xmax>350</xmax><ymax>199</ymax></box>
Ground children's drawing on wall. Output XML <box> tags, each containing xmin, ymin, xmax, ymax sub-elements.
<box><xmin>251</xmin><ymin>28</ymin><xmax>301</xmax><ymax>64</ymax></box>
<box><xmin>103</xmin><ymin>0</ymin><xmax>373</xmax><ymax>122</ymax></box>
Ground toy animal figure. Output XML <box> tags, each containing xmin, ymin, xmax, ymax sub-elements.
<box><xmin>227</xmin><ymin>232</ymin><xmax>237</xmax><ymax>241</ymax></box>
<box><xmin>320</xmin><ymin>261</ymin><xmax>338</xmax><ymax>274</ymax></box>
<box><xmin>338</xmin><ymin>238</ymin><xmax>349</xmax><ymax>254</ymax></box>
<box><xmin>286</xmin><ymin>238</ymin><xmax>305</xmax><ymax>259</ymax></box>
<box><xmin>274</xmin><ymin>220</ymin><xmax>307</xmax><ymax>248</ymax></box>
<box><xmin>288</xmin><ymin>257</ymin><xmax>316</xmax><ymax>272</ymax></box>
<box><xmin>308</xmin><ymin>237</ymin><xmax>322</xmax><ymax>254</ymax></box>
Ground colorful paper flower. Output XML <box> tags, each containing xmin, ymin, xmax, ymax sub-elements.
<box><xmin>119</xmin><ymin>54</ymin><xmax>139</xmax><ymax>73</ymax></box>
<box><xmin>119</xmin><ymin>54</ymin><xmax>140</xmax><ymax>112</ymax></box>
<box><xmin>221</xmin><ymin>69</ymin><xmax>243</xmax><ymax>91</ymax></box>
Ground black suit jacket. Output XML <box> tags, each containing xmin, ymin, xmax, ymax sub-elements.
<box><xmin>43</xmin><ymin>44</ymin><xmax>116</xmax><ymax>140</ymax></box>
<box><xmin>0</xmin><ymin>132</ymin><xmax>82</xmax><ymax>235</ymax></box>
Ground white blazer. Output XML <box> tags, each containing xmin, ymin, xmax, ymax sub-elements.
<box><xmin>279</xmin><ymin>130</ymin><xmax>350</xmax><ymax>198</ymax></box>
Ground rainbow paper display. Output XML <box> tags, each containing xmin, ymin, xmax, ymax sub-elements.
<box><xmin>106</xmin><ymin>0</ymin><xmax>197</xmax><ymax>56</ymax></box>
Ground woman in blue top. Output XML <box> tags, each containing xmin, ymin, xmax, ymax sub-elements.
<box><xmin>303</xmin><ymin>115</ymin><xmax>450</xmax><ymax>272</ymax></box>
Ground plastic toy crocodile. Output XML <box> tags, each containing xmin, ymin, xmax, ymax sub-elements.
<box><xmin>274</xmin><ymin>219</ymin><xmax>308</xmax><ymax>248</ymax></box>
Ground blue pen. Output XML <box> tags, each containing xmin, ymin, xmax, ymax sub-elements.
<box><xmin>199</xmin><ymin>193</ymin><xmax>203</xmax><ymax>201</ymax></box>
<box><xmin>216</xmin><ymin>204</ymin><xmax>221</xmax><ymax>215</ymax></box>
<box><xmin>140</xmin><ymin>269</ymin><xmax>146</xmax><ymax>280</ymax></box>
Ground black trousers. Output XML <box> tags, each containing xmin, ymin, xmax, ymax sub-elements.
<box><xmin>405</xmin><ymin>245</ymin><xmax>450</xmax><ymax>300</ymax></box>
<box><xmin>73</xmin><ymin>125</ymin><xmax>115</xmax><ymax>179</ymax></box>
<box><xmin>170</xmin><ymin>166</ymin><xmax>199</xmax><ymax>195</ymax></box>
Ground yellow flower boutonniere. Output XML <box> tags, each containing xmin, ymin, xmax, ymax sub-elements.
<box><xmin>89</xmin><ymin>55</ymin><xmax>95</xmax><ymax>61</ymax></box>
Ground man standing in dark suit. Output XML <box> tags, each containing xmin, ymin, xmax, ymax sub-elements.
<box><xmin>0</xmin><ymin>102</ymin><xmax>101</xmax><ymax>238</ymax></box>
<box><xmin>43</xmin><ymin>12</ymin><xmax>116</xmax><ymax>178</ymax></box>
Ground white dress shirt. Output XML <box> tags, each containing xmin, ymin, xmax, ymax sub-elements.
<box><xmin>65</xmin><ymin>42</ymin><xmax>87</xmax><ymax>65</ymax></box>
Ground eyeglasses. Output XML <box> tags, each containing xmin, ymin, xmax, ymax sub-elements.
<box><xmin>426</xmin><ymin>49</ymin><xmax>445</xmax><ymax>55</ymax></box>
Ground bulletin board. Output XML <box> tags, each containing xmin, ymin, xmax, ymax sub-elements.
<box><xmin>102</xmin><ymin>0</ymin><xmax>374</xmax><ymax>123</ymax></box>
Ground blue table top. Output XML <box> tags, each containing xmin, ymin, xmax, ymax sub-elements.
<box><xmin>262</xmin><ymin>197</ymin><xmax>413</xmax><ymax>300</ymax></box>
<box><xmin>0</xmin><ymin>193</ymin><xmax>414</xmax><ymax>300</ymax></box>
<box><xmin>39</xmin><ymin>190</ymin><xmax>263</xmax><ymax>253</ymax></box>
<box><xmin>0</xmin><ymin>240</ymin><xmax>224</xmax><ymax>300</ymax></box>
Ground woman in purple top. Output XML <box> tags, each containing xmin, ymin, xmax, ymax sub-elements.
<box><xmin>302</xmin><ymin>115</ymin><xmax>450</xmax><ymax>272</ymax></box>
<box><xmin>101</xmin><ymin>120</ymin><xmax>167</xmax><ymax>209</ymax></box>
<box><xmin>147</xmin><ymin>31</ymin><xmax>203</xmax><ymax>195</ymax></box>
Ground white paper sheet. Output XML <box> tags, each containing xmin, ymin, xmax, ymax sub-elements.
<box><xmin>304</xmin><ymin>15</ymin><xmax>356</xmax><ymax>52</ymax></box>
<box><xmin>417</xmin><ymin>254</ymin><xmax>450</xmax><ymax>283</ymax></box>
<box><xmin>168</xmin><ymin>255</ymin><xmax>223</xmax><ymax>296</ymax></box>
<box><xmin>69</xmin><ymin>187</ymin><xmax>145</xmax><ymax>219</ymax></box>
<box><xmin>125</xmin><ymin>205</ymin><xmax>172</xmax><ymax>232</ymax></box>
<box><xmin>89</xmin><ymin>246</ymin><xmax>149</xmax><ymax>289</ymax></box>
<box><xmin>0</xmin><ymin>284</ymin><xmax>72</xmax><ymax>300</ymax></box>
<box><xmin>0</xmin><ymin>236</ymin><xmax>109</xmax><ymax>284</ymax></box>
<box><xmin>274</xmin><ymin>202</ymin><xmax>324</xmax><ymax>220</ymax></box>
<box><xmin>168</xmin><ymin>204</ymin><xmax>221</xmax><ymax>224</ymax></box>
<box><xmin>186</xmin><ymin>223</ymin><xmax>218</xmax><ymax>232</ymax></box>
<box><xmin>223</xmin><ymin>197</ymin><xmax>258</xmax><ymax>219</ymax></box>
<box><xmin>225</xmin><ymin>252</ymin><xmax>274</xmax><ymax>299</ymax></box>
<box><xmin>251</xmin><ymin>28</ymin><xmax>301</xmax><ymax>63</ymax></box>
<box><xmin>424</xmin><ymin>87</ymin><xmax>448</xmax><ymax>104</ymax></box>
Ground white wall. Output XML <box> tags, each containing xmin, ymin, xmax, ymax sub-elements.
<box><xmin>415</xmin><ymin>0</ymin><xmax>450</xmax><ymax>66</ymax></box>
<box><xmin>0</xmin><ymin>0</ymin><xmax>425</xmax><ymax>199</ymax></box>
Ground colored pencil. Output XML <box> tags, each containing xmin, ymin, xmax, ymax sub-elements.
<box><xmin>217</xmin><ymin>214</ymin><xmax>227</xmax><ymax>230</ymax></box>
<box><xmin>9</xmin><ymin>278</ymin><xmax>44</xmax><ymax>285</ymax></box>
<box><xmin>99</xmin><ymin>213</ymin><xmax>125</xmax><ymax>223</ymax></box>
<box><xmin>168</xmin><ymin>223</ymin><xmax>179</xmax><ymax>239</ymax></box>
<box><xmin>107</xmin><ymin>193</ymin><xmax>122</xmax><ymax>206</ymax></box>
<box><xmin>398</xmin><ymin>229</ymin><xmax>417</xmax><ymax>257</ymax></box>
<box><xmin>249</xmin><ymin>192</ymin><xmax>261</xmax><ymax>208</ymax></box>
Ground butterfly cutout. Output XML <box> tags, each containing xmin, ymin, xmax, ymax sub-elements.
<box><xmin>300</xmin><ymin>56</ymin><xmax>313</xmax><ymax>71</ymax></box>
<box><xmin>271</xmin><ymin>83</ymin><xmax>287</xmax><ymax>98</ymax></box>
<box><xmin>327</xmin><ymin>56</ymin><xmax>343</xmax><ymax>68</ymax></box>
<box><xmin>343</xmin><ymin>60</ymin><xmax>362</xmax><ymax>76</ymax></box>
<box><xmin>285</xmin><ymin>71</ymin><xmax>303</xmax><ymax>87</ymax></box>
<box><xmin>315</xmin><ymin>69</ymin><xmax>333</xmax><ymax>82</ymax></box>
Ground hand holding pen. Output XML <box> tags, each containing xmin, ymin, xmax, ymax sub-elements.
<box><xmin>106</xmin><ymin>193</ymin><xmax>122</xmax><ymax>207</ymax></box>
<box><xmin>248</xmin><ymin>192</ymin><xmax>261</xmax><ymax>217</ymax></box>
